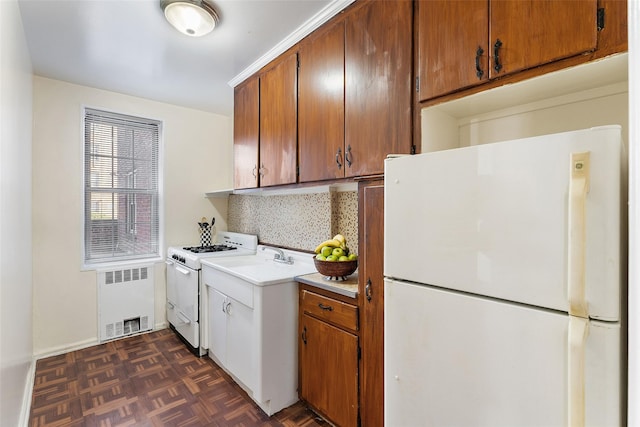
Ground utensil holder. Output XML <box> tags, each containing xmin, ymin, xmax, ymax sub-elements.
<box><xmin>200</xmin><ymin>225</ymin><xmax>211</xmax><ymax>246</ymax></box>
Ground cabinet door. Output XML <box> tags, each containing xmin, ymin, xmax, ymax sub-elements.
<box><xmin>417</xmin><ymin>0</ymin><xmax>489</xmax><ymax>101</ymax></box>
<box><xmin>358</xmin><ymin>181</ymin><xmax>385</xmax><ymax>427</ymax></box>
<box><xmin>208</xmin><ymin>288</ymin><xmax>227</xmax><ymax>365</ymax></box>
<box><xmin>259</xmin><ymin>52</ymin><xmax>298</xmax><ymax>187</ymax></box>
<box><xmin>298</xmin><ymin>21</ymin><xmax>345</xmax><ymax>182</ymax></box>
<box><xmin>225</xmin><ymin>297</ymin><xmax>254</xmax><ymax>390</ymax></box>
<box><xmin>233</xmin><ymin>77</ymin><xmax>259</xmax><ymax>189</ymax></box>
<box><xmin>489</xmin><ymin>0</ymin><xmax>598</xmax><ymax>78</ymax></box>
<box><xmin>300</xmin><ymin>313</ymin><xmax>359</xmax><ymax>427</ymax></box>
<box><xmin>345</xmin><ymin>0</ymin><xmax>413</xmax><ymax>177</ymax></box>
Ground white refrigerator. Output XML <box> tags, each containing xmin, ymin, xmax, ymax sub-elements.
<box><xmin>384</xmin><ymin>126</ymin><xmax>624</xmax><ymax>426</ymax></box>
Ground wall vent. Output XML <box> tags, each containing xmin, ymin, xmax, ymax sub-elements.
<box><xmin>97</xmin><ymin>264</ymin><xmax>154</xmax><ymax>343</ymax></box>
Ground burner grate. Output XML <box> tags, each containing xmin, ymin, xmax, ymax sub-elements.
<box><xmin>183</xmin><ymin>245</ymin><xmax>237</xmax><ymax>253</ymax></box>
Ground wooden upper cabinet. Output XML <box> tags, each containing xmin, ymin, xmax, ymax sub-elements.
<box><xmin>489</xmin><ymin>0</ymin><xmax>597</xmax><ymax>78</ymax></box>
<box><xmin>299</xmin><ymin>0</ymin><xmax>413</xmax><ymax>183</ymax></box>
<box><xmin>417</xmin><ymin>0</ymin><xmax>599</xmax><ymax>102</ymax></box>
<box><xmin>417</xmin><ymin>0</ymin><xmax>489</xmax><ymax>101</ymax></box>
<box><xmin>259</xmin><ymin>52</ymin><xmax>298</xmax><ymax>187</ymax></box>
<box><xmin>233</xmin><ymin>77</ymin><xmax>259</xmax><ymax>189</ymax></box>
<box><xmin>345</xmin><ymin>0</ymin><xmax>413</xmax><ymax>177</ymax></box>
<box><xmin>298</xmin><ymin>21</ymin><xmax>346</xmax><ymax>183</ymax></box>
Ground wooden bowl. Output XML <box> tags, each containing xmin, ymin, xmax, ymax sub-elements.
<box><xmin>313</xmin><ymin>256</ymin><xmax>358</xmax><ymax>278</ymax></box>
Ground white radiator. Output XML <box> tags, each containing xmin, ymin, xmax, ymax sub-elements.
<box><xmin>97</xmin><ymin>264</ymin><xmax>155</xmax><ymax>343</ymax></box>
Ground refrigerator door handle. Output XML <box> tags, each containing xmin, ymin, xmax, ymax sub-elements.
<box><xmin>567</xmin><ymin>151</ymin><xmax>590</xmax><ymax>319</ymax></box>
<box><xmin>568</xmin><ymin>316</ymin><xmax>589</xmax><ymax>427</ymax></box>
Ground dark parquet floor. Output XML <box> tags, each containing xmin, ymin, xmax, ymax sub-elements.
<box><xmin>30</xmin><ymin>329</ymin><xmax>329</xmax><ymax>427</ymax></box>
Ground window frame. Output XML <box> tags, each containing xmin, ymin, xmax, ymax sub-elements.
<box><xmin>81</xmin><ymin>106</ymin><xmax>164</xmax><ymax>270</ymax></box>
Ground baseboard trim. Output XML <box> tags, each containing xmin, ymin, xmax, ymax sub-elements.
<box><xmin>33</xmin><ymin>337</ymin><xmax>99</xmax><ymax>360</ymax></box>
<box><xmin>155</xmin><ymin>320</ymin><xmax>167</xmax><ymax>330</ymax></box>
<box><xmin>18</xmin><ymin>359</ymin><xmax>36</xmax><ymax>427</ymax></box>
<box><xmin>33</xmin><ymin>323</ymin><xmax>167</xmax><ymax>360</ymax></box>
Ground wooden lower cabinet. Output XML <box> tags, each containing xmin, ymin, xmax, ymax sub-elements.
<box><xmin>358</xmin><ymin>179</ymin><xmax>385</xmax><ymax>427</ymax></box>
<box><xmin>299</xmin><ymin>288</ymin><xmax>359</xmax><ymax>427</ymax></box>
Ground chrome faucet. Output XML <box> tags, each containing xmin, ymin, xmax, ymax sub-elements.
<box><xmin>262</xmin><ymin>246</ymin><xmax>294</xmax><ymax>264</ymax></box>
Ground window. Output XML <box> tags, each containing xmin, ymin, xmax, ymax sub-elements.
<box><xmin>83</xmin><ymin>108</ymin><xmax>161</xmax><ymax>265</ymax></box>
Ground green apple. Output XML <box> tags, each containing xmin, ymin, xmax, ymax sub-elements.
<box><xmin>316</xmin><ymin>254</ymin><xmax>326</xmax><ymax>261</ymax></box>
<box><xmin>332</xmin><ymin>247</ymin><xmax>345</xmax><ymax>257</ymax></box>
<box><xmin>348</xmin><ymin>253</ymin><xmax>358</xmax><ymax>261</ymax></box>
<box><xmin>338</xmin><ymin>255</ymin><xmax>349</xmax><ymax>261</ymax></box>
<box><xmin>321</xmin><ymin>246</ymin><xmax>333</xmax><ymax>257</ymax></box>
<box><xmin>326</xmin><ymin>255</ymin><xmax>338</xmax><ymax>262</ymax></box>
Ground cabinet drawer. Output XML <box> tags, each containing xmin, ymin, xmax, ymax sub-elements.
<box><xmin>301</xmin><ymin>290</ymin><xmax>358</xmax><ymax>332</ymax></box>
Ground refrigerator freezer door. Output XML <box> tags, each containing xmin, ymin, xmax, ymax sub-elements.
<box><xmin>384</xmin><ymin>126</ymin><xmax>622</xmax><ymax>321</ymax></box>
<box><xmin>384</xmin><ymin>279</ymin><xmax>621</xmax><ymax>427</ymax></box>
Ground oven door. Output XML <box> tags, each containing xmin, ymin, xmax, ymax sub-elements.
<box><xmin>166</xmin><ymin>260</ymin><xmax>200</xmax><ymax>349</ymax></box>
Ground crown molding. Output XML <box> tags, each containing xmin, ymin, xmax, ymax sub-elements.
<box><xmin>228</xmin><ymin>0</ymin><xmax>355</xmax><ymax>87</ymax></box>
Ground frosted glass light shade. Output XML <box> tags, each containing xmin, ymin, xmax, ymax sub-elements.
<box><xmin>162</xmin><ymin>0</ymin><xmax>219</xmax><ymax>37</ymax></box>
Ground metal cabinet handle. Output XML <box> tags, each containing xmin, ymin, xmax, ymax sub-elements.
<box><xmin>302</xmin><ymin>326</ymin><xmax>307</xmax><ymax>344</ymax></box>
<box><xmin>252</xmin><ymin>165</ymin><xmax>257</xmax><ymax>178</ymax></box>
<box><xmin>318</xmin><ymin>303</ymin><xmax>333</xmax><ymax>311</ymax></box>
<box><xmin>259</xmin><ymin>163</ymin><xmax>266</xmax><ymax>178</ymax></box>
<box><xmin>365</xmin><ymin>278</ymin><xmax>372</xmax><ymax>302</ymax></box>
<box><xmin>221</xmin><ymin>299</ymin><xmax>232</xmax><ymax>314</ymax></box>
<box><xmin>475</xmin><ymin>46</ymin><xmax>484</xmax><ymax>79</ymax></box>
<box><xmin>335</xmin><ymin>148</ymin><xmax>343</xmax><ymax>170</ymax></box>
<box><xmin>345</xmin><ymin>145</ymin><xmax>352</xmax><ymax>168</ymax></box>
<box><xmin>493</xmin><ymin>39</ymin><xmax>503</xmax><ymax>73</ymax></box>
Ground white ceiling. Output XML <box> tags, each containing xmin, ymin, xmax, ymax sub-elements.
<box><xmin>18</xmin><ymin>0</ymin><xmax>350</xmax><ymax>116</ymax></box>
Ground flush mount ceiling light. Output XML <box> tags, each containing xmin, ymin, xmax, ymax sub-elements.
<box><xmin>160</xmin><ymin>0</ymin><xmax>220</xmax><ymax>37</ymax></box>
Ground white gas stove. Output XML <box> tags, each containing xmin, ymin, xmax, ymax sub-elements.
<box><xmin>166</xmin><ymin>231</ymin><xmax>257</xmax><ymax>356</ymax></box>
<box><xmin>167</xmin><ymin>231</ymin><xmax>258</xmax><ymax>269</ymax></box>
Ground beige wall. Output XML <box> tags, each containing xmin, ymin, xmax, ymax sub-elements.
<box><xmin>456</xmin><ymin>89</ymin><xmax>629</xmax><ymax>149</ymax></box>
<box><xmin>628</xmin><ymin>1</ymin><xmax>639</xmax><ymax>420</ymax></box>
<box><xmin>0</xmin><ymin>1</ymin><xmax>34</xmax><ymax>425</ymax></box>
<box><xmin>420</xmin><ymin>56</ymin><xmax>629</xmax><ymax>153</ymax></box>
<box><xmin>32</xmin><ymin>77</ymin><xmax>232</xmax><ymax>356</ymax></box>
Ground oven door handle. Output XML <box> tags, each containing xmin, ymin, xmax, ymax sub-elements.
<box><xmin>175</xmin><ymin>266</ymin><xmax>192</xmax><ymax>275</ymax></box>
<box><xmin>167</xmin><ymin>301</ymin><xmax>175</xmax><ymax>310</ymax></box>
<box><xmin>165</xmin><ymin>260</ymin><xmax>174</xmax><ymax>266</ymax></box>
<box><xmin>176</xmin><ymin>311</ymin><xmax>191</xmax><ymax>325</ymax></box>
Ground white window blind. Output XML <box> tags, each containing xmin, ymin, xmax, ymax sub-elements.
<box><xmin>84</xmin><ymin>108</ymin><xmax>161</xmax><ymax>265</ymax></box>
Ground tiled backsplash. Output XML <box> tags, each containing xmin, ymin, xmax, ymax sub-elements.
<box><xmin>228</xmin><ymin>191</ymin><xmax>359</xmax><ymax>254</ymax></box>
